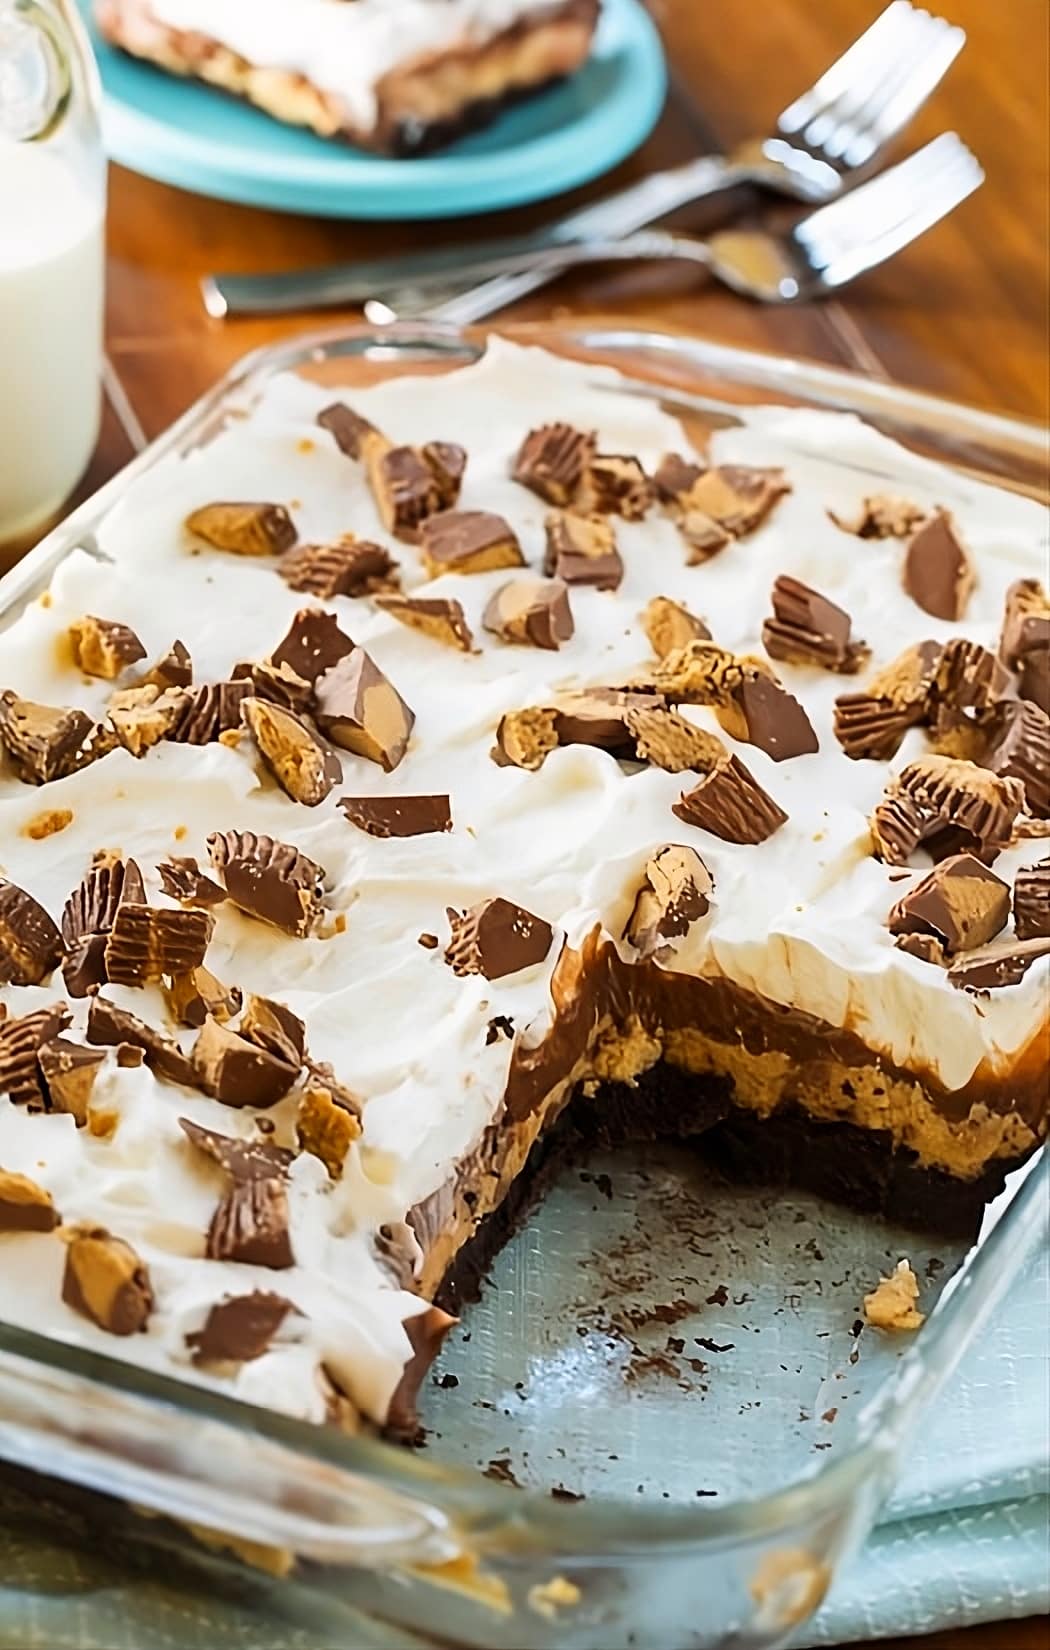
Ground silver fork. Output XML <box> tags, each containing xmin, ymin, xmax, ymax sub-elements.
<box><xmin>205</xmin><ymin>2</ymin><xmax>965</xmax><ymax>320</ymax></box>
<box><xmin>378</xmin><ymin>135</ymin><xmax>983</xmax><ymax>312</ymax></box>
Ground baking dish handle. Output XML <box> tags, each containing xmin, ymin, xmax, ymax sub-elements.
<box><xmin>0</xmin><ymin>1336</ymin><xmax>460</xmax><ymax>1569</ymax></box>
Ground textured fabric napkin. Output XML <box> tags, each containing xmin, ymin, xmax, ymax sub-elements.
<box><xmin>1</xmin><ymin>1246</ymin><xmax>1046</xmax><ymax>1650</ymax></box>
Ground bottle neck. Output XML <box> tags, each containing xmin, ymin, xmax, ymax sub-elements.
<box><xmin>0</xmin><ymin>0</ymin><xmax>73</xmax><ymax>142</ymax></box>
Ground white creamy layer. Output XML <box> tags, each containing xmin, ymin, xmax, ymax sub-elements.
<box><xmin>149</xmin><ymin>0</ymin><xmax>561</xmax><ymax>129</ymax></box>
<box><xmin>0</xmin><ymin>340</ymin><xmax>1046</xmax><ymax>1428</ymax></box>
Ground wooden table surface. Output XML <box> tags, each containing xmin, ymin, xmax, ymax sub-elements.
<box><xmin>19</xmin><ymin>2</ymin><xmax>1050</xmax><ymax>1646</ymax></box>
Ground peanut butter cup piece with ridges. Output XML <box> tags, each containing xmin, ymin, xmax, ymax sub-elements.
<box><xmin>930</xmin><ymin>636</ymin><xmax>1014</xmax><ymax>716</ymax></box>
<box><xmin>977</xmin><ymin>698</ymin><xmax>1050</xmax><ymax>818</ymax></box>
<box><xmin>0</xmin><ymin>877</ymin><xmax>62</xmax><ymax>985</ymax></box>
<box><xmin>512</xmin><ymin>422</ymin><xmax>596</xmax><ymax>505</ymax></box>
<box><xmin>241</xmin><ymin>658</ymin><xmax>313</xmax><ymax>716</ymax></box>
<box><xmin>279</xmin><ymin>535</ymin><xmax>397</xmax><ymax>599</ymax></box>
<box><xmin>887</xmin><ymin>854</ymin><xmax>1011</xmax><ymax>956</ymax></box>
<box><xmin>1013</xmin><ymin>859</ymin><xmax>1050</xmax><ymax>940</ymax></box>
<box><xmin>579</xmin><ymin>454</ymin><xmax>654</xmax><ymax>520</ymax></box>
<box><xmin>828</xmin><ymin>495</ymin><xmax>928</xmax><ymax>539</ymax></box>
<box><xmin>241</xmin><ymin>696</ymin><xmax>342</xmax><ymax>807</ymax></box>
<box><xmin>86</xmin><ymin>996</ymin><xmax>197</xmax><ymax>1088</ymax></box>
<box><xmin>483</xmin><ymin>578</ymin><xmax>574</xmax><ymax>650</ymax></box>
<box><xmin>762</xmin><ymin>576</ymin><xmax>870</xmax><ymax>674</ymax></box>
<box><xmin>643</xmin><ymin>640</ymin><xmax>749</xmax><ymax>710</ymax></box>
<box><xmin>105</xmin><ymin>904</ymin><xmax>214</xmax><ymax>987</ymax></box>
<box><xmin>69</xmin><ymin>615</ymin><xmax>147</xmax><ymax>680</ymax></box>
<box><xmin>60</xmin><ymin>853</ymin><xmax>145</xmax><ymax>996</ymax></box>
<box><xmin>543</xmin><ymin>510</ymin><xmax>623</xmax><ymax>590</ymax></box>
<box><xmin>313</xmin><ymin>648</ymin><xmax>414</xmax><ymax>772</ymax></box>
<box><xmin>673</xmin><ymin>755</ymin><xmax>788</xmax><ymax>845</ymax></box>
<box><xmin>157</xmin><ymin>857</ymin><xmax>227</xmax><ymax>909</ymax></box>
<box><xmin>0</xmin><ymin>692</ymin><xmax>96</xmax><ymax>785</ymax></box>
<box><xmin>269</xmin><ymin>608</ymin><xmax>355</xmax><ymax>684</ymax></box>
<box><xmin>316</xmin><ymin>401</ymin><xmax>378</xmax><ymax>459</ymax></box>
<box><xmin>948</xmin><ymin>935</ymin><xmax>1050</xmax><ymax>992</ymax></box>
<box><xmin>0</xmin><ymin>1167</ymin><xmax>59</xmax><ymax>1232</ymax></box>
<box><xmin>641</xmin><ymin>596</ymin><xmax>711</xmax><ymax>657</ymax></box>
<box><xmin>834</xmin><ymin>639</ymin><xmax>942</xmax><ymax>761</ymax></box>
<box><xmin>373</xmin><ymin>445</ymin><xmax>446</xmax><ymax>542</ymax></box>
<box><xmin>169</xmin><ymin>680</ymin><xmax>253</xmax><ymax>746</ymax></box>
<box><xmin>239</xmin><ymin>995</ymin><xmax>306</xmax><ymax>1069</ymax></box>
<box><xmin>208</xmin><ymin>830</ymin><xmax>326</xmax><ymax>938</ymax></box>
<box><xmin>0</xmin><ymin>1004</ymin><xmax>70</xmax><ymax>1108</ymax></box>
<box><xmin>624</xmin><ymin>845</ymin><xmax>714</xmax><ymax>959</ymax></box>
<box><xmin>374</xmin><ymin>592</ymin><xmax>476</xmax><ymax>653</ymax></box>
<box><xmin>38</xmin><ymin>1038</ymin><xmax>106</xmax><ymax>1125</ymax></box>
<box><xmin>187</xmin><ymin>1292</ymin><xmax>297</xmax><ymax>1366</ymax></box>
<box><xmin>870</xmin><ymin>756</ymin><xmax>1025</xmax><ymax>866</ymax></box>
<box><xmin>165</xmin><ymin>966</ymin><xmax>241</xmax><ymax>1030</ymax></box>
<box><xmin>623</xmin><ymin>706</ymin><xmax>726</xmax><ymax>774</ymax></box>
<box><xmin>492</xmin><ymin>706</ymin><xmax>560</xmax><ymax>771</ymax></box>
<box><xmin>999</xmin><ymin>578</ymin><xmax>1050</xmax><ymax>714</ymax></box>
<box><xmin>445</xmin><ymin>897</ymin><xmax>554</xmax><ymax>981</ymax></box>
<box><xmin>338</xmin><ymin>795</ymin><xmax>453</xmax><ymax>838</ymax></box>
<box><xmin>902</xmin><ymin>510</ymin><xmax>974</xmax><ymax>620</ymax></box>
<box><xmin>61</xmin><ymin>1226</ymin><xmax>153</xmax><ymax>1335</ymax></box>
<box><xmin>421</xmin><ymin>441</ymin><xmax>468</xmax><ymax>508</ymax></box>
<box><xmin>191</xmin><ymin>1016</ymin><xmax>300</xmax><ymax>1109</ymax></box>
<box><xmin>420</xmin><ymin>509</ymin><xmax>524</xmax><ymax>577</ymax></box>
<box><xmin>208</xmin><ymin>1179</ymin><xmax>294</xmax><ymax>1270</ymax></box>
<box><xmin>297</xmin><ymin>1082</ymin><xmax>363</xmax><ymax>1180</ymax></box>
<box><xmin>107</xmin><ymin>684</ymin><xmax>190</xmax><ymax>756</ymax></box>
<box><xmin>716</xmin><ymin>672</ymin><xmax>819</xmax><ymax>763</ymax></box>
<box><xmin>184</xmin><ymin>502</ymin><xmax>297</xmax><ymax>556</ymax></box>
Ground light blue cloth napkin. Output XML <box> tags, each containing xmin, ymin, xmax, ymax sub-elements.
<box><xmin>1</xmin><ymin>1247</ymin><xmax>1046</xmax><ymax>1649</ymax></box>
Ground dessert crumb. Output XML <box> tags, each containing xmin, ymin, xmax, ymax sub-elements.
<box><xmin>173</xmin><ymin>824</ymin><xmax>187</xmax><ymax>841</ymax></box>
<box><xmin>23</xmin><ymin>807</ymin><xmax>73</xmax><ymax>840</ymax></box>
<box><xmin>528</xmin><ymin>1576</ymin><xmax>581</xmax><ymax>1619</ymax></box>
<box><xmin>863</xmin><ymin>1259</ymin><xmax>925</xmax><ymax>1332</ymax></box>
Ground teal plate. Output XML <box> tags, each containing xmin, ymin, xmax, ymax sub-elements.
<box><xmin>79</xmin><ymin>0</ymin><xmax>667</xmax><ymax>218</ymax></box>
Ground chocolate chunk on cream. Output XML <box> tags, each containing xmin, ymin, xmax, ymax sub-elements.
<box><xmin>420</xmin><ymin>509</ymin><xmax>523</xmax><ymax>577</ymax></box>
<box><xmin>187</xmin><ymin>1292</ymin><xmax>297</xmax><ymax>1365</ymax></box>
<box><xmin>902</xmin><ymin>511</ymin><xmax>974</xmax><ymax>620</ymax></box>
<box><xmin>483</xmin><ymin>578</ymin><xmax>573</xmax><ymax>650</ymax></box>
<box><xmin>543</xmin><ymin>510</ymin><xmax>623</xmax><ymax>591</ymax></box>
<box><xmin>69</xmin><ymin>615</ymin><xmax>147</xmax><ymax>680</ymax></box>
<box><xmin>185</xmin><ymin>502</ymin><xmax>297</xmax><ymax>556</ymax></box>
<box><xmin>0</xmin><ymin>877</ymin><xmax>62</xmax><ymax>986</ymax></box>
<box><xmin>313</xmin><ymin>649</ymin><xmax>414</xmax><ymax>772</ymax></box>
<box><xmin>762</xmin><ymin>576</ymin><xmax>869</xmax><ymax>674</ymax></box>
<box><xmin>279</xmin><ymin>535</ymin><xmax>397</xmax><ymax>599</ymax></box>
<box><xmin>0</xmin><ymin>1168</ymin><xmax>59</xmax><ymax>1233</ymax></box>
<box><xmin>61</xmin><ymin>1227</ymin><xmax>153</xmax><ymax>1335</ymax></box>
<box><xmin>339</xmin><ymin>795</ymin><xmax>452</xmax><ymax>838</ymax></box>
<box><xmin>0</xmin><ymin>1004</ymin><xmax>70</xmax><ymax>1108</ymax></box>
<box><xmin>512</xmin><ymin>422</ymin><xmax>596</xmax><ymax>505</ymax></box>
<box><xmin>207</xmin><ymin>831</ymin><xmax>326</xmax><ymax>938</ymax></box>
<box><xmin>445</xmin><ymin>898</ymin><xmax>553</xmax><ymax>980</ymax></box>
<box><xmin>887</xmin><ymin>855</ymin><xmax>1011</xmax><ymax>956</ymax></box>
<box><xmin>871</xmin><ymin>757</ymin><xmax>1024</xmax><ymax>867</ymax></box>
<box><xmin>1013</xmin><ymin>859</ymin><xmax>1050</xmax><ymax>941</ymax></box>
<box><xmin>673</xmin><ymin>754</ymin><xmax>788</xmax><ymax>845</ymax></box>
<box><xmin>269</xmin><ymin>608</ymin><xmax>355</xmax><ymax>685</ymax></box>
<box><xmin>624</xmin><ymin>845</ymin><xmax>713</xmax><ymax>959</ymax></box>
<box><xmin>375</xmin><ymin>593</ymin><xmax>475</xmax><ymax>653</ymax></box>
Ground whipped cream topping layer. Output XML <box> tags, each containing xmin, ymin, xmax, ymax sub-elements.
<box><xmin>148</xmin><ymin>0</ymin><xmax>563</xmax><ymax>128</ymax></box>
<box><xmin>0</xmin><ymin>339</ymin><xmax>1046</xmax><ymax>1428</ymax></box>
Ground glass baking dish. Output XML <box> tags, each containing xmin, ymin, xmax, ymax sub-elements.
<box><xmin>0</xmin><ymin>323</ymin><xmax>1046</xmax><ymax>1650</ymax></box>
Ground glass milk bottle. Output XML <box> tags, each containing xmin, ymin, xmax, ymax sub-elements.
<box><xmin>0</xmin><ymin>0</ymin><xmax>105</xmax><ymax>546</ymax></box>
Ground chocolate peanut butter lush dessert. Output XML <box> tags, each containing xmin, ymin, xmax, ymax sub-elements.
<box><xmin>94</xmin><ymin>0</ymin><xmax>600</xmax><ymax>154</ymax></box>
<box><xmin>0</xmin><ymin>340</ymin><xmax>1047</xmax><ymax>1440</ymax></box>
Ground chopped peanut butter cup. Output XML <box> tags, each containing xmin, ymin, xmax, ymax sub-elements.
<box><xmin>61</xmin><ymin>1226</ymin><xmax>153</xmax><ymax>1335</ymax></box>
<box><xmin>420</xmin><ymin>509</ymin><xmax>524</xmax><ymax>577</ymax></box>
<box><xmin>241</xmin><ymin>659</ymin><xmax>313</xmax><ymax>716</ymax></box>
<box><xmin>887</xmin><ymin>854</ymin><xmax>1010</xmax><ymax>956</ymax></box>
<box><xmin>375</xmin><ymin>593</ymin><xmax>476</xmax><ymax>653</ymax></box>
<box><xmin>931</xmin><ymin>636</ymin><xmax>1013</xmax><ymax>714</ymax></box>
<box><xmin>0</xmin><ymin>692</ymin><xmax>97</xmax><ymax>785</ymax></box>
<box><xmin>297</xmin><ymin>1083</ymin><xmax>362</xmax><ymax>1180</ymax></box>
<box><xmin>179</xmin><ymin>1117</ymin><xmax>295</xmax><ymax>1182</ymax></box>
<box><xmin>828</xmin><ymin>495</ymin><xmax>928</xmax><ymax>539</ymax></box>
<box><xmin>978</xmin><ymin>699</ymin><xmax>1050</xmax><ymax>818</ymax></box>
<box><xmin>680</xmin><ymin>464</ymin><xmax>790</xmax><ymax>538</ymax></box>
<box><xmin>156</xmin><ymin>857</ymin><xmax>227</xmax><ymax>909</ymax></box>
<box><xmin>107</xmin><ymin>684</ymin><xmax>190</xmax><ymax>756</ymax></box>
<box><xmin>316</xmin><ymin>401</ymin><xmax>378</xmax><ymax>459</ymax></box>
<box><xmin>483</xmin><ymin>577</ymin><xmax>574</xmax><ymax>650</ymax></box>
<box><xmin>314</xmin><ymin>649</ymin><xmax>414</xmax><ymax>772</ymax></box>
<box><xmin>579</xmin><ymin>454</ymin><xmax>653</xmax><ymax>520</ymax></box>
<box><xmin>673</xmin><ymin>755</ymin><xmax>788</xmax><ymax>845</ymax></box>
<box><xmin>834</xmin><ymin>640</ymin><xmax>942</xmax><ymax>761</ymax></box>
<box><xmin>870</xmin><ymin>756</ymin><xmax>1024</xmax><ymax>866</ymax></box>
<box><xmin>948</xmin><ymin>935</ymin><xmax>1050</xmax><ymax>992</ymax></box>
<box><xmin>0</xmin><ymin>1004</ymin><xmax>70</xmax><ymax>1108</ymax></box>
<box><xmin>279</xmin><ymin>535</ymin><xmax>397</xmax><ymax>599</ymax></box>
<box><xmin>625</xmin><ymin>845</ymin><xmax>713</xmax><ymax>959</ymax></box>
<box><xmin>902</xmin><ymin>511</ymin><xmax>974</xmax><ymax>620</ymax></box>
<box><xmin>170</xmin><ymin>680</ymin><xmax>253</xmax><ymax>747</ymax></box>
<box><xmin>716</xmin><ymin>671</ymin><xmax>819</xmax><ymax>763</ymax></box>
<box><xmin>445</xmin><ymin>897</ymin><xmax>554</xmax><ymax>981</ymax></box>
<box><xmin>86</xmin><ymin>996</ymin><xmax>197</xmax><ymax>1088</ymax></box>
<box><xmin>208</xmin><ymin>1179</ymin><xmax>294</xmax><ymax>1270</ymax></box>
<box><xmin>653</xmin><ymin>452</ymin><xmax>706</xmax><ymax>502</ymax></box>
<box><xmin>543</xmin><ymin>510</ymin><xmax>623</xmax><ymax>591</ymax></box>
<box><xmin>512</xmin><ymin>422</ymin><xmax>596</xmax><ymax>505</ymax></box>
<box><xmin>641</xmin><ymin>596</ymin><xmax>711</xmax><ymax>658</ymax></box>
<box><xmin>185</xmin><ymin>502</ymin><xmax>297</xmax><ymax>556</ymax></box>
<box><xmin>269</xmin><ymin>609</ymin><xmax>355</xmax><ymax>685</ymax></box>
<box><xmin>61</xmin><ymin>853</ymin><xmax>146</xmax><ymax>996</ymax></box>
<box><xmin>38</xmin><ymin>1038</ymin><xmax>106</xmax><ymax>1126</ymax></box>
<box><xmin>554</xmin><ymin>689</ymin><xmax>666</xmax><ymax>754</ymax></box>
<box><xmin>241</xmin><ymin>696</ymin><xmax>342</xmax><ymax>807</ymax></box>
<box><xmin>0</xmin><ymin>1168</ymin><xmax>59</xmax><ymax>1233</ymax></box>
<box><xmin>137</xmin><ymin>640</ymin><xmax>192</xmax><ymax>691</ymax></box>
<box><xmin>191</xmin><ymin>1016</ymin><xmax>300</xmax><ymax>1109</ymax></box>
<box><xmin>240</xmin><ymin>995</ymin><xmax>306</xmax><ymax>1069</ymax></box>
<box><xmin>187</xmin><ymin>1292</ymin><xmax>297</xmax><ymax>1366</ymax></box>
<box><xmin>0</xmin><ymin>877</ymin><xmax>61</xmax><ymax>986</ymax></box>
<box><xmin>492</xmin><ymin>706</ymin><xmax>560</xmax><ymax>771</ymax></box>
<box><xmin>69</xmin><ymin>615</ymin><xmax>147</xmax><ymax>680</ymax></box>
<box><xmin>339</xmin><ymin>795</ymin><xmax>452</xmax><ymax>838</ymax></box>
<box><xmin>762</xmin><ymin>576</ymin><xmax>869</xmax><ymax>674</ymax></box>
<box><xmin>1013</xmin><ymin>859</ymin><xmax>1049</xmax><ymax>940</ymax></box>
<box><xmin>165</xmin><ymin>966</ymin><xmax>241</xmax><ymax>1030</ymax></box>
<box><xmin>623</xmin><ymin>706</ymin><xmax>726</xmax><ymax>775</ymax></box>
<box><xmin>207</xmin><ymin>830</ymin><xmax>326</xmax><ymax>938</ymax></box>
<box><xmin>999</xmin><ymin>578</ymin><xmax>1050</xmax><ymax>714</ymax></box>
<box><xmin>105</xmin><ymin>904</ymin><xmax>214</xmax><ymax>987</ymax></box>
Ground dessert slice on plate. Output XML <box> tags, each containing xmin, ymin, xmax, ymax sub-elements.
<box><xmin>94</xmin><ymin>0</ymin><xmax>602</xmax><ymax>154</ymax></box>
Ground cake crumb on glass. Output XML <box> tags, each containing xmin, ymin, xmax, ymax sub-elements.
<box><xmin>863</xmin><ymin>1259</ymin><xmax>925</xmax><ymax>1331</ymax></box>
